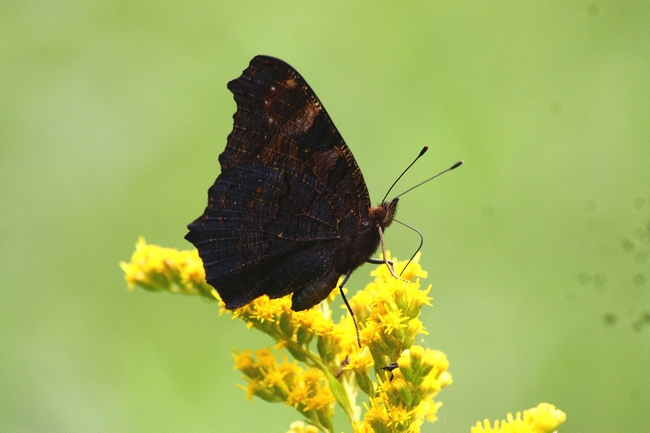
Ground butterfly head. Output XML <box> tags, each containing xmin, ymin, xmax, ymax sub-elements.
<box><xmin>371</xmin><ymin>197</ymin><xmax>399</xmax><ymax>228</ymax></box>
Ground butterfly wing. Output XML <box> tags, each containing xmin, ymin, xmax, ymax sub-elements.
<box><xmin>186</xmin><ymin>56</ymin><xmax>372</xmax><ymax>310</ymax></box>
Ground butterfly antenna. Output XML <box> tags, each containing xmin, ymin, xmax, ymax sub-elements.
<box><xmin>381</xmin><ymin>146</ymin><xmax>429</xmax><ymax>204</ymax></box>
<box><xmin>393</xmin><ymin>218</ymin><xmax>423</xmax><ymax>276</ymax></box>
<box><xmin>394</xmin><ymin>160</ymin><xmax>463</xmax><ymax>199</ymax></box>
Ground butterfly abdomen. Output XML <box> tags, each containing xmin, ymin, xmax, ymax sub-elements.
<box><xmin>333</xmin><ymin>226</ymin><xmax>381</xmax><ymax>275</ymax></box>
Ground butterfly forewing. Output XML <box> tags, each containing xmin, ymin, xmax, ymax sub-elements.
<box><xmin>186</xmin><ymin>55</ymin><xmax>374</xmax><ymax>309</ymax></box>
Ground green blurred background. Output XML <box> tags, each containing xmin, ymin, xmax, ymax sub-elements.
<box><xmin>2</xmin><ymin>1</ymin><xmax>649</xmax><ymax>432</ymax></box>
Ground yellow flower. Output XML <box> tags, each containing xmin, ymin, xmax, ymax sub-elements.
<box><xmin>304</xmin><ymin>388</ymin><xmax>336</xmax><ymax>412</ymax></box>
<box><xmin>120</xmin><ymin>237</ymin><xmax>215</xmax><ymax>299</ymax></box>
<box><xmin>384</xmin><ymin>404</ymin><xmax>411</xmax><ymax>428</ymax></box>
<box><xmin>527</xmin><ymin>403</ymin><xmax>566</xmax><ymax>432</ymax></box>
<box><xmin>286</xmin><ymin>382</ymin><xmax>310</xmax><ymax>409</ymax></box>
<box><xmin>471</xmin><ymin>403</ymin><xmax>566</xmax><ymax>433</ymax></box>
<box><xmin>347</xmin><ymin>347</ymin><xmax>374</xmax><ymax>373</ymax></box>
<box><xmin>359</xmin><ymin>399</ymin><xmax>391</xmax><ymax>433</ymax></box>
<box><xmin>369</xmin><ymin>252</ymin><xmax>427</xmax><ymax>284</ymax></box>
<box><xmin>395</xmin><ymin>252</ymin><xmax>428</xmax><ymax>281</ymax></box>
<box><xmin>232</xmin><ymin>349</ymin><xmax>256</xmax><ymax>378</ymax></box>
<box><xmin>277</xmin><ymin>356</ymin><xmax>303</xmax><ymax>380</ymax></box>
<box><xmin>286</xmin><ymin>421</ymin><xmax>320</xmax><ymax>433</ymax></box>
<box><xmin>234</xmin><ymin>348</ymin><xmax>300</xmax><ymax>403</ymax></box>
<box><xmin>376</xmin><ymin>309</ymin><xmax>409</xmax><ymax>335</ymax></box>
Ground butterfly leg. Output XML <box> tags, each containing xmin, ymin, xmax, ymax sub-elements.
<box><xmin>367</xmin><ymin>257</ymin><xmax>394</xmax><ymax>266</ymax></box>
<box><xmin>338</xmin><ymin>271</ymin><xmax>361</xmax><ymax>348</ymax></box>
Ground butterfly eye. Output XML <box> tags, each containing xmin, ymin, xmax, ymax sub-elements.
<box><xmin>372</xmin><ymin>206</ymin><xmax>385</xmax><ymax>221</ymax></box>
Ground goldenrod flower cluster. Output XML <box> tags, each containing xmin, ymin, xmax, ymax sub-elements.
<box><xmin>353</xmin><ymin>345</ymin><xmax>452</xmax><ymax>433</ymax></box>
<box><xmin>233</xmin><ymin>348</ymin><xmax>336</xmax><ymax>432</ymax></box>
<box><xmin>352</xmin><ymin>252</ymin><xmax>432</xmax><ymax>374</ymax></box>
<box><xmin>119</xmin><ymin>237</ymin><xmax>215</xmax><ymax>299</ymax></box>
<box><xmin>121</xmin><ymin>239</ymin><xmax>566</xmax><ymax>433</ymax></box>
<box><xmin>471</xmin><ymin>403</ymin><xmax>566</xmax><ymax>433</ymax></box>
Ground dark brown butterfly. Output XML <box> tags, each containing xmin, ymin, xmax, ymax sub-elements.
<box><xmin>185</xmin><ymin>56</ymin><xmax>462</xmax><ymax>322</ymax></box>
<box><xmin>185</xmin><ymin>55</ymin><xmax>400</xmax><ymax>314</ymax></box>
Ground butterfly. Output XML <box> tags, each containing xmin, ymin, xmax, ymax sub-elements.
<box><xmin>185</xmin><ymin>56</ymin><xmax>460</xmax><ymax>320</ymax></box>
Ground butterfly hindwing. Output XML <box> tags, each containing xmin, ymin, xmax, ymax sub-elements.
<box><xmin>186</xmin><ymin>161</ymin><xmax>352</xmax><ymax>308</ymax></box>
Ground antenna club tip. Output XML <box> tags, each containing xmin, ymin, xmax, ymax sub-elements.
<box><xmin>419</xmin><ymin>146</ymin><xmax>429</xmax><ymax>157</ymax></box>
<box><xmin>450</xmin><ymin>160</ymin><xmax>464</xmax><ymax>170</ymax></box>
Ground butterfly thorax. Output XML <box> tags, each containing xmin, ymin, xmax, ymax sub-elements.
<box><xmin>332</xmin><ymin>197</ymin><xmax>398</xmax><ymax>275</ymax></box>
